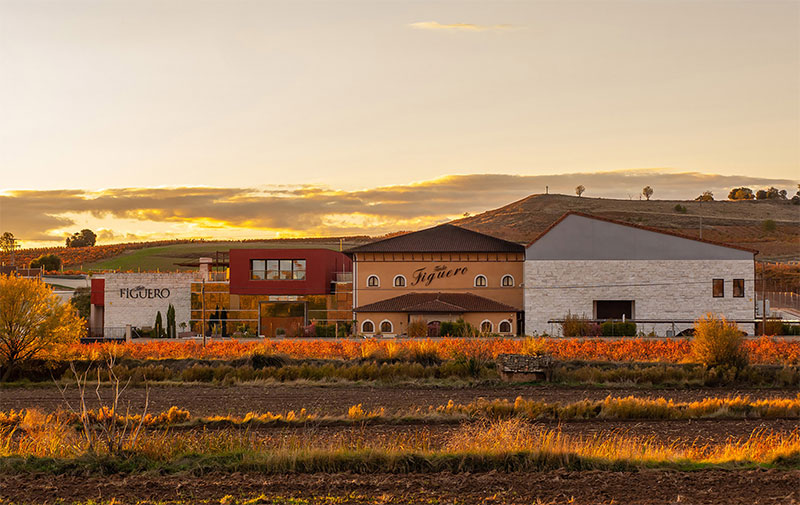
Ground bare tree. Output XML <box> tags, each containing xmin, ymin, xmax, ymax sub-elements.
<box><xmin>575</xmin><ymin>185</ymin><xmax>585</xmax><ymax>197</ymax></box>
<box><xmin>58</xmin><ymin>355</ymin><xmax>149</xmax><ymax>455</ymax></box>
<box><xmin>642</xmin><ymin>186</ymin><xmax>654</xmax><ymax>201</ymax></box>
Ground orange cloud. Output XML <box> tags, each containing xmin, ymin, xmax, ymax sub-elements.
<box><xmin>2</xmin><ymin>170</ymin><xmax>796</xmax><ymax>246</ymax></box>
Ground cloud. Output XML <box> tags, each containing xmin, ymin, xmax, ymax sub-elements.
<box><xmin>1</xmin><ymin>170</ymin><xmax>797</xmax><ymax>245</ymax></box>
<box><xmin>408</xmin><ymin>21</ymin><xmax>514</xmax><ymax>32</ymax></box>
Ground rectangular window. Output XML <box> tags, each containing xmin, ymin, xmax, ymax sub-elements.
<box><xmin>251</xmin><ymin>260</ymin><xmax>266</xmax><ymax>280</ymax></box>
<box><xmin>292</xmin><ymin>260</ymin><xmax>306</xmax><ymax>280</ymax></box>
<box><xmin>733</xmin><ymin>279</ymin><xmax>744</xmax><ymax>298</ymax></box>
<box><xmin>267</xmin><ymin>260</ymin><xmax>279</xmax><ymax>280</ymax></box>
<box><xmin>712</xmin><ymin>279</ymin><xmax>724</xmax><ymax>298</ymax></box>
<box><xmin>252</xmin><ymin>259</ymin><xmax>306</xmax><ymax>281</ymax></box>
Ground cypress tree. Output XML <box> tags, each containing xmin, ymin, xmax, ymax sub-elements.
<box><xmin>220</xmin><ymin>309</ymin><xmax>228</xmax><ymax>338</ymax></box>
<box><xmin>167</xmin><ymin>304</ymin><xmax>176</xmax><ymax>338</ymax></box>
<box><xmin>154</xmin><ymin>311</ymin><xmax>163</xmax><ymax>338</ymax></box>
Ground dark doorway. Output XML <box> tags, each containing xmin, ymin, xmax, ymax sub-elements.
<box><xmin>595</xmin><ymin>300</ymin><xmax>634</xmax><ymax>320</ymax></box>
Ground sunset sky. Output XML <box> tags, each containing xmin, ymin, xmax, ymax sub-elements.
<box><xmin>1</xmin><ymin>0</ymin><xmax>798</xmax><ymax>247</ymax></box>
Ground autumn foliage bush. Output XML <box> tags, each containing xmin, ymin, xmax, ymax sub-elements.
<box><xmin>39</xmin><ymin>336</ymin><xmax>800</xmax><ymax>366</ymax></box>
<box><xmin>691</xmin><ymin>313</ymin><xmax>748</xmax><ymax>368</ymax></box>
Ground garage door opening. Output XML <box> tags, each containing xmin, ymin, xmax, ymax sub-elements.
<box><xmin>594</xmin><ymin>300</ymin><xmax>634</xmax><ymax>320</ymax></box>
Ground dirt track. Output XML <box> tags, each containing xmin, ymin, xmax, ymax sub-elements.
<box><xmin>3</xmin><ymin>384</ymin><xmax>797</xmax><ymax>417</ymax></box>
<box><xmin>2</xmin><ymin>470</ymin><xmax>798</xmax><ymax>504</ymax></box>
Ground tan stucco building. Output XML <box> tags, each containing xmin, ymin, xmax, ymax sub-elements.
<box><xmin>348</xmin><ymin>224</ymin><xmax>525</xmax><ymax>337</ymax></box>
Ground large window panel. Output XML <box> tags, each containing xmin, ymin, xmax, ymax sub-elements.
<box><xmin>251</xmin><ymin>260</ymin><xmax>266</xmax><ymax>280</ymax></box>
<box><xmin>266</xmin><ymin>260</ymin><xmax>280</xmax><ymax>280</ymax></box>
<box><xmin>293</xmin><ymin>260</ymin><xmax>306</xmax><ymax>280</ymax></box>
<box><xmin>250</xmin><ymin>258</ymin><xmax>308</xmax><ymax>281</ymax></box>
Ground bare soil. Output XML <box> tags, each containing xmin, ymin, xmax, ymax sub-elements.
<box><xmin>3</xmin><ymin>384</ymin><xmax>799</xmax><ymax>504</ymax></box>
<box><xmin>2</xmin><ymin>470</ymin><xmax>798</xmax><ymax>504</ymax></box>
<box><xmin>3</xmin><ymin>384</ymin><xmax>797</xmax><ymax>417</ymax></box>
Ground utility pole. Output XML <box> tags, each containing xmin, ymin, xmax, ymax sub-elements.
<box><xmin>201</xmin><ymin>278</ymin><xmax>206</xmax><ymax>347</ymax></box>
<box><xmin>761</xmin><ymin>262</ymin><xmax>767</xmax><ymax>336</ymax></box>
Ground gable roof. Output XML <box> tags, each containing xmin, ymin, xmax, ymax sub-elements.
<box><xmin>526</xmin><ymin>211</ymin><xmax>757</xmax><ymax>260</ymax></box>
<box><xmin>347</xmin><ymin>224</ymin><xmax>524</xmax><ymax>254</ymax></box>
<box><xmin>354</xmin><ymin>292</ymin><xmax>520</xmax><ymax>313</ymax></box>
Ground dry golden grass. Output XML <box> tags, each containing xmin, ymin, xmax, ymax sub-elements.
<box><xmin>2</xmin><ymin>417</ymin><xmax>798</xmax><ymax>470</ymax></box>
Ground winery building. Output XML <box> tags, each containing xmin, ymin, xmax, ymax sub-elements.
<box><xmin>89</xmin><ymin>248</ymin><xmax>352</xmax><ymax>338</ymax></box>
<box><xmin>524</xmin><ymin>212</ymin><xmax>757</xmax><ymax>336</ymax></box>
<box><xmin>349</xmin><ymin>224</ymin><xmax>525</xmax><ymax>337</ymax></box>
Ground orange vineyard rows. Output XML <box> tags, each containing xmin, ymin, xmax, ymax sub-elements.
<box><xmin>44</xmin><ymin>337</ymin><xmax>800</xmax><ymax>365</ymax></box>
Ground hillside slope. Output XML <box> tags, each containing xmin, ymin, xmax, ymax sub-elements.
<box><xmin>453</xmin><ymin>194</ymin><xmax>800</xmax><ymax>261</ymax></box>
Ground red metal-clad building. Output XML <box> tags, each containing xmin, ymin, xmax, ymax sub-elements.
<box><xmin>228</xmin><ymin>249</ymin><xmax>351</xmax><ymax>296</ymax></box>
<box><xmin>192</xmin><ymin>249</ymin><xmax>353</xmax><ymax>337</ymax></box>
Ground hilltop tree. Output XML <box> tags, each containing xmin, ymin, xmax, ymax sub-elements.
<box><xmin>0</xmin><ymin>275</ymin><xmax>84</xmax><ymax>381</ymax></box>
<box><xmin>30</xmin><ymin>254</ymin><xmax>61</xmax><ymax>272</ymax></box>
<box><xmin>728</xmin><ymin>187</ymin><xmax>754</xmax><ymax>200</ymax></box>
<box><xmin>642</xmin><ymin>186</ymin><xmax>654</xmax><ymax>201</ymax></box>
<box><xmin>0</xmin><ymin>232</ymin><xmax>15</xmax><ymax>254</ymax></box>
<box><xmin>575</xmin><ymin>185</ymin><xmax>585</xmax><ymax>197</ymax></box>
<box><xmin>66</xmin><ymin>229</ymin><xmax>97</xmax><ymax>248</ymax></box>
<box><xmin>695</xmin><ymin>191</ymin><xmax>714</xmax><ymax>202</ymax></box>
<box><xmin>756</xmin><ymin>187</ymin><xmax>787</xmax><ymax>200</ymax></box>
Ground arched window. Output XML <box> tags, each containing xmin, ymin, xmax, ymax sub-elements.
<box><xmin>501</xmin><ymin>275</ymin><xmax>514</xmax><ymax>287</ymax></box>
<box><xmin>380</xmin><ymin>320</ymin><xmax>393</xmax><ymax>333</ymax></box>
<box><xmin>474</xmin><ymin>275</ymin><xmax>487</xmax><ymax>287</ymax></box>
<box><xmin>480</xmin><ymin>320</ymin><xmax>493</xmax><ymax>333</ymax></box>
<box><xmin>361</xmin><ymin>320</ymin><xmax>375</xmax><ymax>333</ymax></box>
<box><xmin>367</xmin><ymin>275</ymin><xmax>379</xmax><ymax>287</ymax></box>
<box><xmin>498</xmin><ymin>320</ymin><xmax>512</xmax><ymax>333</ymax></box>
<box><xmin>393</xmin><ymin>275</ymin><xmax>406</xmax><ymax>287</ymax></box>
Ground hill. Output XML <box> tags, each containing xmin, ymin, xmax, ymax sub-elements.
<box><xmin>453</xmin><ymin>194</ymin><xmax>800</xmax><ymax>261</ymax></box>
<box><xmin>1</xmin><ymin>237</ymin><xmax>372</xmax><ymax>272</ymax></box>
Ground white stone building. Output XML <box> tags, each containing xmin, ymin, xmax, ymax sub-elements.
<box><xmin>524</xmin><ymin>213</ymin><xmax>756</xmax><ymax>336</ymax></box>
<box><xmin>90</xmin><ymin>272</ymin><xmax>198</xmax><ymax>337</ymax></box>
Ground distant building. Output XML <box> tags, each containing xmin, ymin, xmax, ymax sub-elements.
<box><xmin>348</xmin><ymin>224</ymin><xmax>524</xmax><ymax>337</ymax></box>
<box><xmin>524</xmin><ymin>212</ymin><xmax>756</xmax><ymax>336</ymax></box>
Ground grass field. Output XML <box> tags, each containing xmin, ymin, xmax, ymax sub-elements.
<box><xmin>81</xmin><ymin>238</ymin><xmax>369</xmax><ymax>271</ymax></box>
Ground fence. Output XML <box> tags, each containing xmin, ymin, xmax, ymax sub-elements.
<box><xmin>760</xmin><ymin>291</ymin><xmax>800</xmax><ymax>312</ymax></box>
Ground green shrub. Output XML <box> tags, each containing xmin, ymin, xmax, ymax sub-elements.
<box><xmin>30</xmin><ymin>254</ymin><xmax>61</xmax><ymax>272</ymax></box>
<box><xmin>561</xmin><ymin>312</ymin><xmax>591</xmax><ymax>337</ymax></box>
<box><xmin>600</xmin><ymin>321</ymin><xmax>637</xmax><ymax>337</ymax></box>
<box><xmin>691</xmin><ymin>313</ymin><xmax>748</xmax><ymax>368</ymax></box>
<box><xmin>439</xmin><ymin>318</ymin><xmax>475</xmax><ymax>338</ymax></box>
<box><xmin>673</xmin><ymin>204</ymin><xmax>687</xmax><ymax>213</ymax></box>
<box><xmin>782</xmin><ymin>323</ymin><xmax>800</xmax><ymax>336</ymax></box>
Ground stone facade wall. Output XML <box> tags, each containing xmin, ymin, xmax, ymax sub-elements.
<box><xmin>524</xmin><ymin>259</ymin><xmax>755</xmax><ymax>336</ymax></box>
<box><xmin>101</xmin><ymin>273</ymin><xmax>198</xmax><ymax>331</ymax></box>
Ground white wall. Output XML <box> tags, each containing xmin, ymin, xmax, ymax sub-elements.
<box><xmin>524</xmin><ymin>259</ymin><xmax>755</xmax><ymax>336</ymax></box>
<box><xmin>101</xmin><ymin>273</ymin><xmax>197</xmax><ymax>331</ymax></box>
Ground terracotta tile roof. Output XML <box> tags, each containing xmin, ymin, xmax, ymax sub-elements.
<box><xmin>347</xmin><ymin>224</ymin><xmax>525</xmax><ymax>253</ymax></box>
<box><xmin>526</xmin><ymin>211</ymin><xmax>759</xmax><ymax>254</ymax></box>
<box><xmin>354</xmin><ymin>292</ymin><xmax>520</xmax><ymax>313</ymax></box>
